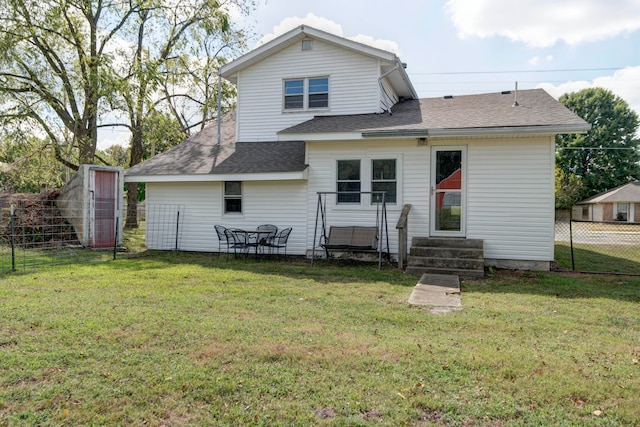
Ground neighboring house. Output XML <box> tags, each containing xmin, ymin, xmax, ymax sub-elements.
<box><xmin>125</xmin><ymin>25</ymin><xmax>589</xmax><ymax>271</ymax></box>
<box><xmin>573</xmin><ymin>181</ymin><xmax>640</xmax><ymax>223</ymax></box>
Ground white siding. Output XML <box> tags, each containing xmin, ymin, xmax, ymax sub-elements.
<box><xmin>144</xmin><ymin>136</ymin><xmax>557</xmax><ymax>265</ymax></box>
<box><xmin>305</xmin><ymin>140</ymin><xmax>429</xmax><ymax>257</ymax></box>
<box><xmin>465</xmin><ymin>137</ymin><xmax>556</xmax><ymax>262</ymax></box>
<box><xmin>145</xmin><ymin>181</ymin><xmax>308</xmax><ymax>254</ymax></box>
<box><xmin>236</xmin><ymin>39</ymin><xmax>383</xmax><ymax>141</ymax></box>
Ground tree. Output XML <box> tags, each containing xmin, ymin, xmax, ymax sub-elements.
<box><xmin>0</xmin><ymin>132</ymin><xmax>68</xmax><ymax>193</ymax></box>
<box><xmin>555</xmin><ymin>167</ymin><xmax>584</xmax><ymax>211</ymax></box>
<box><xmin>0</xmin><ymin>0</ymin><xmax>137</xmax><ymax>168</ymax></box>
<box><xmin>1</xmin><ymin>0</ymin><xmax>253</xmax><ymax>228</ymax></box>
<box><xmin>556</xmin><ymin>88</ymin><xmax>640</xmax><ymax>200</ymax></box>
<box><xmin>105</xmin><ymin>0</ymin><xmax>250</xmax><ymax>228</ymax></box>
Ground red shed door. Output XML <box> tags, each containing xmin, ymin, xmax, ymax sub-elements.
<box><xmin>92</xmin><ymin>170</ymin><xmax>117</xmax><ymax>248</ymax></box>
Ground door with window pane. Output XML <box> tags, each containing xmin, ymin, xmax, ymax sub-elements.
<box><xmin>430</xmin><ymin>146</ymin><xmax>466</xmax><ymax>236</ymax></box>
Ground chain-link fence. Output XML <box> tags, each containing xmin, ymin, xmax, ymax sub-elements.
<box><xmin>555</xmin><ymin>218</ymin><xmax>640</xmax><ymax>275</ymax></box>
<box><xmin>0</xmin><ymin>193</ymin><xmax>122</xmax><ymax>273</ymax></box>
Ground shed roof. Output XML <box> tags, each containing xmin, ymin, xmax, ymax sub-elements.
<box><xmin>578</xmin><ymin>181</ymin><xmax>640</xmax><ymax>204</ymax></box>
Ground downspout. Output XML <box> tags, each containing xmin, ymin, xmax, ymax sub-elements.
<box><xmin>378</xmin><ymin>63</ymin><xmax>399</xmax><ymax>114</ymax></box>
<box><xmin>217</xmin><ymin>71</ymin><xmax>222</xmax><ymax>146</ymax></box>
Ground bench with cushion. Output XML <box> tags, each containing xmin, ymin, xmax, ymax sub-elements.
<box><xmin>322</xmin><ymin>226</ymin><xmax>379</xmax><ymax>252</ymax></box>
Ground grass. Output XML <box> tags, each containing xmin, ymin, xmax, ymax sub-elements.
<box><xmin>555</xmin><ymin>242</ymin><xmax>640</xmax><ymax>275</ymax></box>
<box><xmin>1</xmin><ymin>250</ymin><xmax>639</xmax><ymax>426</ymax></box>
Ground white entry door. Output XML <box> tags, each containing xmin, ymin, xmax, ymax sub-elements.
<box><xmin>430</xmin><ymin>146</ymin><xmax>467</xmax><ymax>237</ymax></box>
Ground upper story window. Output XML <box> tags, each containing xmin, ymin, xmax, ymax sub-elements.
<box><xmin>283</xmin><ymin>77</ymin><xmax>329</xmax><ymax>111</ymax></box>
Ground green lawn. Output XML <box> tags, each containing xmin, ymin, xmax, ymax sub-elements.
<box><xmin>1</xmin><ymin>252</ymin><xmax>639</xmax><ymax>426</ymax></box>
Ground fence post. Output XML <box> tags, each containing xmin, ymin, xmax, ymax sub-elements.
<box><xmin>175</xmin><ymin>210</ymin><xmax>180</xmax><ymax>251</ymax></box>
<box><xmin>10</xmin><ymin>204</ymin><xmax>16</xmax><ymax>272</ymax></box>
<box><xmin>569</xmin><ymin>210</ymin><xmax>575</xmax><ymax>271</ymax></box>
<box><xmin>113</xmin><ymin>216</ymin><xmax>119</xmax><ymax>260</ymax></box>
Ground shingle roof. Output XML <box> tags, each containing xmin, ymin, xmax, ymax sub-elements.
<box><xmin>125</xmin><ymin>110</ymin><xmax>307</xmax><ymax>177</ymax></box>
<box><xmin>578</xmin><ymin>181</ymin><xmax>640</xmax><ymax>204</ymax></box>
<box><xmin>279</xmin><ymin>89</ymin><xmax>589</xmax><ymax>135</ymax></box>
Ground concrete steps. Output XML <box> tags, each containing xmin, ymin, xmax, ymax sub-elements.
<box><xmin>406</xmin><ymin>237</ymin><xmax>484</xmax><ymax>278</ymax></box>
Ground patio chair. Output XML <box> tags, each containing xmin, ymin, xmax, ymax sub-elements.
<box><xmin>225</xmin><ymin>228</ymin><xmax>253</xmax><ymax>259</ymax></box>
<box><xmin>214</xmin><ymin>225</ymin><xmax>230</xmax><ymax>257</ymax></box>
<box><xmin>265</xmin><ymin>227</ymin><xmax>292</xmax><ymax>260</ymax></box>
<box><xmin>256</xmin><ymin>224</ymin><xmax>278</xmax><ymax>254</ymax></box>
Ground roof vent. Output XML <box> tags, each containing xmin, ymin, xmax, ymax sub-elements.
<box><xmin>512</xmin><ymin>81</ymin><xmax>519</xmax><ymax>107</ymax></box>
<box><xmin>501</xmin><ymin>90</ymin><xmax>511</xmax><ymax>95</ymax></box>
<box><xmin>401</xmin><ymin>62</ymin><xmax>407</xmax><ymax>69</ymax></box>
<box><xmin>444</xmin><ymin>95</ymin><xmax>453</xmax><ymax>99</ymax></box>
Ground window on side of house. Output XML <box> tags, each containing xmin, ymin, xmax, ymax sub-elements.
<box><xmin>616</xmin><ymin>202</ymin><xmax>629</xmax><ymax>221</ymax></box>
<box><xmin>224</xmin><ymin>181</ymin><xmax>242</xmax><ymax>213</ymax></box>
<box><xmin>283</xmin><ymin>77</ymin><xmax>329</xmax><ymax>111</ymax></box>
<box><xmin>337</xmin><ymin>160</ymin><xmax>361</xmax><ymax>204</ymax></box>
<box><xmin>371</xmin><ymin>159</ymin><xmax>397</xmax><ymax>204</ymax></box>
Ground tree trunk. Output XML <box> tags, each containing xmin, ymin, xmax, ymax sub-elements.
<box><xmin>124</xmin><ymin>124</ymin><xmax>144</xmax><ymax>229</ymax></box>
<box><xmin>125</xmin><ymin>182</ymin><xmax>139</xmax><ymax>229</ymax></box>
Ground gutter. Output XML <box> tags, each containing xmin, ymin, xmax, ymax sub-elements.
<box><xmin>362</xmin><ymin>124</ymin><xmax>591</xmax><ymax>138</ymax></box>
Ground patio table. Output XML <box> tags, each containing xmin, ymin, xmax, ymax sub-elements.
<box><xmin>241</xmin><ymin>230</ymin><xmax>273</xmax><ymax>259</ymax></box>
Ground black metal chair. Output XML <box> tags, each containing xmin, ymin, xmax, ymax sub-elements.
<box><xmin>225</xmin><ymin>228</ymin><xmax>253</xmax><ymax>259</ymax></box>
<box><xmin>265</xmin><ymin>227</ymin><xmax>292</xmax><ymax>259</ymax></box>
<box><xmin>214</xmin><ymin>225</ymin><xmax>229</xmax><ymax>257</ymax></box>
<box><xmin>256</xmin><ymin>224</ymin><xmax>278</xmax><ymax>255</ymax></box>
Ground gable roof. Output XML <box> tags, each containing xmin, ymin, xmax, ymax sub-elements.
<box><xmin>578</xmin><ymin>181</ymin><xmax>640</xmax><ymax>204</ymax></box>
<box><xmin>125</xmin><ymin>110</ymin><xmax>307</xmax><ymax>182</ymax></box>
<box><xmin>279</xmin><ymin>89</ymin><xmax>590</xmax><ymax>140</ymax></box>
<box><xmin>220</xmin><ymin>25</ymin><xmax>418</xmax><ymax>100</ymax></box>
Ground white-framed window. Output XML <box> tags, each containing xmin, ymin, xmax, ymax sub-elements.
<box><xmin>224</xmin><ymin>181</ymin><xmax>242</xmax><ymax>213</ymax></box>
<box><xmin>337</xmin><ymin>160</ymin><xmax>361</xmax><ymax>204</ymax></box>
<box><xmin>371</xmin><ymin>159</ymin><xmax>397</xmax><ymax>204</ymax></box>
<box><xmin>615</xmin><ymin>202</ymin><xmax>629</xmax><ymax>221</ymax></box>
<box><xmin>283</xmin><ymin>77</ymin><xmax>329</xmax><ymax>111</ymax></box>
<box><xmin>335</xmin><ymin>157</ymin><xmax>401</xmax><ymax>206</ymax></box>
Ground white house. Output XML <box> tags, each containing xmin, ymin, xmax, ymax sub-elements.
<box><xmin>125</xmin><ymin>25</ymin><xmax>589</xmax><ymax>273</ymax></box>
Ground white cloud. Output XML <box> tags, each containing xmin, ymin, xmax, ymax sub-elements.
<box><xmin>528</xmin><ymin>55</ymin><xmax>553</xmax><ymax>66</ymax></box>
<box><xmin>257</xmin><ymin>13</ymin><xmax>400</xmax><ymax>54</ymax></box>
<box><xmin>536</xmin><ymin>66</ymin><xmax>640</xmax><ymax>114</ymax></box>
<box><xmin>445</xmin><ymin>0</ymin><xmax>640</xmax><ymax>47</ymax></box>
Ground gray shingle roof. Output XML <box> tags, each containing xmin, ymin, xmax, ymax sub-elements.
<box><xmin>126</xmin><ymin>89</ymin><xmax>589</xmax><ymax>179</ymax></box>
<box><xmin>280</xmin><ymin>89</ymin><xmax>589</xmax><ymax>135</ymax></box>
<box><xmin>125</xmin><ymin>110</ymin><xmax>307</xmax><ymax>177</ymax></box>
<box><xmin>578</xmin><ymin>181</ymin><xmax>640</xmax><ymax>204</ymax></box>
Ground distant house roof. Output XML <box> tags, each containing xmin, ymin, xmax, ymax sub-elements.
<box><xmin>125</xmin><ymin>111</ymin><xmax>307</xmax><ymax>182</ymax></box>
<box><xmin>279</xmin><ymin>89</ymin><xmax>590</xmax><ymax>139</ymax></box>
<box><xmin>220</xmin><ymin>25</ymin><xmax>418</xmax><ymax>101</ymax></box>
<box><xmin>578</xmin><ymin>181</ymin><xmax>640</xmax><ymax>204</ymax></box>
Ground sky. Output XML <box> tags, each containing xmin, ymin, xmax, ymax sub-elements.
<box><xmin>99</xmin><ymin>0</ymin><xmax>640</xmax><ymax>148</ymax></box>
<box><xmin>245</xmin><ymin>0</ymin><xmax>640</xmax><ymax>110</ymax></box>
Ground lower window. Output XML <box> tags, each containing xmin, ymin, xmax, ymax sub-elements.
<box><xmin>224</xmin><ymin>181</ymin><xmax>242</xmax><ymax>213</ymax></box>
<box><xmin>371</xmin><ymin>159</ymin><xmax>396</xmax><ymax>203</ymax></box>
<box><xmin>337</xmin><ymin>160</ymin><xmax>361</xmax><ymax>204</ymax></box>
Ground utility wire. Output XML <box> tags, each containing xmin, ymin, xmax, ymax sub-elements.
<box><xmin>412</xmin><ymin>67</ymin><xmax>630</xmax><ymax>75</ymax></box>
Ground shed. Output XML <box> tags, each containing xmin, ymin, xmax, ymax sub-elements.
<box><xmin>57</xmin><ymin>165</ymin><xmax>125</xmax><ymax>248</ymax></box>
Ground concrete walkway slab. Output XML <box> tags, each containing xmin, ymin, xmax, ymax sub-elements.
<box><xmin>408</xmin><ymin>273</ymin><xmax>461</xmax><ymax>314</ymax></box>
